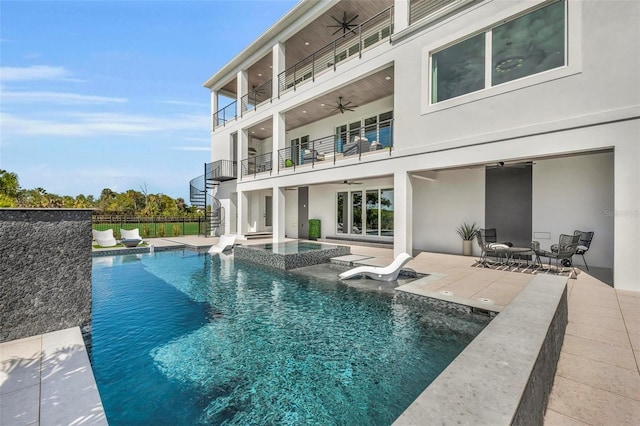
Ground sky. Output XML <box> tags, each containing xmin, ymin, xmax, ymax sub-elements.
<box><xmin>0</xmin><ymin>0</ymin><xmax>298</xmax><ymax>202</ymax></box>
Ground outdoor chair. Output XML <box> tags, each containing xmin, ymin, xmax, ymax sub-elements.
<box><xmin>338</xmin><ymin>253</ymin><xmax>412</xmax><ymax>282</ymax></box>
<box><xmin>120</xmin><ymin>228</ymin><xmax>143</xmax><ymax>247</ymax></box>
<box><xmin>475</xmin><ymin>228</ymin><xmax>500</xmax><ymax>265</ymax></box>
<box><xmin>92</xmin><ymin>229</ymin><xmax>117</xmax><ymax>247</ymax></box>
<box><xmin>540</xmin><ymin>233</ymin><xmax>581</xmax><ymax>273</ymax></box>
<box><xmin>343</xmin><ymin>136</ymin><xmax>369</xmax><ymax>156</ymax></box>
<box><xmin>573</xmin><ymin>230</ymin><xmax>594</xmax><ymax>270</ymax></box>
<box><xmin>302</xmin><ymin>149</ymin><xmax>325</xmax><ymax>163</ymax></box>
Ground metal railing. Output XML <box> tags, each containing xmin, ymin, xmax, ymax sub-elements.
<box><xmin>278</xmin><ymin>6</ymin><xmax>393</xmax><ymax>96</ymax></box>
<box><xmin>275</xmin><ymin>119</ymin><xmax>394</xmax><ymax>172</ymax></box>
<box><xmin>206</xmin><ymin>159</ymin><xmax>237</xmax><ymax>180</ymax></box>
<box><xmin>92</xmin><ymin>215</ymin><xmax>204</xmax><ymax>238</ymax></box>
<box><xmin>240</xmin><ymin>152</ymin><xmax>273</xmax><ymax>178</ymax></box>
<box><xmin>240</xmin><ymin>79</ymin><xmax>273</xmax><ymax>114</ymax></box>
<box><xmin>212</xmin><ymin>101</ymin><xmax>238</xmax><ymax>128</ymax></box>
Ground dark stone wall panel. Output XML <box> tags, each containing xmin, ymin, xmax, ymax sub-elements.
<box><xmin>0</xmin><ymin>209</ymin><xmax>93</xmax><ymax>343</ymax></box>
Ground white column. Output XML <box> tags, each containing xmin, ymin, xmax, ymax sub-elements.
<box><xmin>273</xmin><ymin>186</ymin><xmax>286</xmax><ymax>242</ymax></box>
<box><xmin>237</xmin><ymin>129</ymin><xmax>248</xmax><ymax>178</ymax></box>
<box><xmin>614</xmin><ymin>137</ymin><xmax>640</xmax><ymax>291</ymax></box>
<box><xmin>237</xmin><ymin>190</ymin><xmax>249</xmax><ymax>236</ymax></box>
<box><xmin>394</xmin><ymin>170</ymin><xmax>413</xmax><ymax>257</ymax></box>
<box><xmin>210</xmin><ymin>89</ymin><xmax>218</xmax><ymax>127</ymax></box>
<box><xmin>273</xmin><ymin>111</ymin><xmax>286</xmax><ymax>169</ymax></box>
<box><xmin>237</xmin><ymin>70</ymin><xmax>247</xmax><ymax>117</ymax></box>
<box><xmin>272</xmin><ymin>42</ymin><xmax>285</xmax><ymax>98</ymax></box>
<box><xmin>394</xmin><ymin>0</ymin><xmax>410</xmax><ymax>34</ymax></box>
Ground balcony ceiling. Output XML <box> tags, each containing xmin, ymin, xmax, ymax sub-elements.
<box><xmin>246</xmin><ymin>65</ymin><xmax>394</xmax><ymax>139</ymax></box>
<box><xmin>219</xmin><ymin>0</ymin><xmax>393</xmax><ymax>98</ymax></box>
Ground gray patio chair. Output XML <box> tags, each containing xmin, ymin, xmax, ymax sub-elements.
<box><xmin>573</xmin><ymin>230</ymin><xmax>594</xmax><ymax>270</ymax></box>
<box><xmin>476</xmin><ymin>228</ymin><xmax>499</xmax><ymax>265</ymax></box>
<box><xmin>540</xmin><ymin>233</ymin><xmax>581</xmax><ymax>273</ymax></box>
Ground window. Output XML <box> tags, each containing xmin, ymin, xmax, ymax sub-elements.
<box><xmin>336</xmin><ymin>111</ymin><xmax>394</xmax><ymax>149</ymax></box>
<box><xmin>430</xmin><ymin>0</ymin><xmax>566</xmax><ymax>104</ymax></box>
<box><xmin>336</xmin><ymin>188</ymin><xmax>394</xmax><ymax>237</ymax></box>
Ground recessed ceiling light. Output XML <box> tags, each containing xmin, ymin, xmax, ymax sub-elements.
<box><xmin>304</xmin><ymin>42</ymin><xmax>309</xmax><ymax>46</ymax></box>
<box><xmin>385</xmin><ymin>76</ymin><xmax>391</xmax><ymax>80</ymax></box>
<box><xmin>320</xmin><ymin>103</ymin><xmax>325</xmax><ymax>107</ymax></box>
<box><xmin>251</xmin><ymin>131</ymin><xmax>255</xmax><ymax>134</ymax></box>
<box><xmin>302</xmin><ymin>110</ymin><xmax>307</xmax><ymax>113</ymax></box>
<box><xmin>258</xmin><ymin>73</ymin><xmax>262</xmax><ymax>77</ymax></box>
<box><xmin>260</xmin><ymin>127</ymin><xmax>265</xmax><ymax>130</ymax></box>
<box><xmin>269</xmin><ymin>65</ymin><xmax>272</xmax><ymax>68</ymax></box>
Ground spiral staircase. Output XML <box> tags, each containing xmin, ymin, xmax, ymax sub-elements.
<box><xmin>189</xmin><ymin>160</ymin><xmax>236</xmax><ymax>236</ymax></box>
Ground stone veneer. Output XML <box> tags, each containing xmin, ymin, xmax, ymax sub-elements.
<box><xmin>0</xmin><ymin>209</ymin><xmax>93</xmax><ymax>343</ymax></box>
<box><xmin>234</xmin><ymin>243</ymin><xmax>351</xmax><ymax>269</ymax></box>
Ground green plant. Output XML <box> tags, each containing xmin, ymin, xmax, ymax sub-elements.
<box><xmin>308</xmin><ymin>219</ymin><xmax>321</xmax><ymax>240</ymax></box>
<box><xmin>172</xmin><ymin>224</ymin><xmax>181</xmax><ymax>236</ymax></box>
<box><xmin>156</xmin><ymin>223</ymin><xmax>165</xmax><ymax>237</ymax></box>
<box><xmin>285</xmin><ymin>159</ymin><xmax>293</xmax><ymax>167</ymax></box>
<box><xmin>142</xmin><ymin>224</ymin><xmax>152</xmax><ymax>238</ymax></box>
<box><xmin>456</xmin><ymin>222</ymin><xmax>479</xmax><ymax>241</ymax></box>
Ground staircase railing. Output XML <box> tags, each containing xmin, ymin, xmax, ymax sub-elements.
<box><xmin>240</xmin><ymin>152</ymin><xmax>273</xmax><ymax>179</ymax></box>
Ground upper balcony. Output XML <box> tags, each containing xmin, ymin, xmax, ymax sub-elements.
<box><xmin>210</xmin><ymin>0</ymin><xmax>394</xmax><ymax>130</ymax></box>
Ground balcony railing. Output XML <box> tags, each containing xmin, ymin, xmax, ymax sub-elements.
<box><xmin>206</xmin><ymin>159</ymin><xmax>237</xmax><ymax>181</ymax></box>
<box><xmin>240</xmin><ymin>152</ymin><xmax>273</xmax><ymax>178</ymax></box>
<box><xmin>240</xmin><ymin>79</ymin><xmax>273</xmax><ymax>114</ymax></box>
<box><xmin>276</xmin><ymin>119</ymin><xmax>394</xmax><ymax>172</ymax></box>
<box><xmin>212</xmin><ymin>101</ymin><xmax>238</xmax><ymax>128</ymax></box>
<box><xmin>278</xmin><ymin>6</ymin><xmax>393</xmax><ymax>95</ymax></box>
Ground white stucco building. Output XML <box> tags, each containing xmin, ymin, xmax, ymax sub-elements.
<box><xmin>192</xmin><ymin>0</ymin><xmax>640</xmax><ymax>291</ymax></box>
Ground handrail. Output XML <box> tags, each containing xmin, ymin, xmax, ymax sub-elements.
<box><xmin>278</xmin><ymin>6</ymin><xmax>394</xmax><ymax>96</ymax></box>
<box><xmin>240</xmin><ymin>79</ymin><xmax>273</xmax><ymax>114</ymax></box>
<box><xmin>212</xmin><ymin>101</ymin><xmax>238</xmax><ymax>128</ymax></box>
<box><xmin>276</xmin><ymin>119</ymin><xmax>394</xmax><ymax>171</ymax></box>
<box><xmin>205</xmin><ymin>159</ymin><xmax>237</xmax><ymax>180</ymax></box>
<box><xmin>240</xmin><ymin>152</ymin><xmax>273</xmax><ymax>179</ymax></box>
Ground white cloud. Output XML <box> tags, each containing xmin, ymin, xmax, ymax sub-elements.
<box><xmin>1</xmin><ymin>91</ymin><xmax>127</xmax><ymax>104</ymax></box>
<box><xmin>0</xmin><ymin>65</ymin><xmax>72</xmax><ymax>82</ymax></box>
<box><xmin>0</xmin><ymin>111</ymin><xmax>209</xmax><ymax>137</ymax></box>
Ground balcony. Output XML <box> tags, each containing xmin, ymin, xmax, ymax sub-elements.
<box><xmin>211</xmin><ymin>2</ymin><xmax>394</xmax><ymax>131</ymax></box>
<box><xmin>239</xmin><ymin>119</ymin><xmax>394</xmax><ymax>179</ymax></box>
<box><xmin>206</xmin><ymin>159</ymin><xmax>237</xmax><ymax>182</ymax></box>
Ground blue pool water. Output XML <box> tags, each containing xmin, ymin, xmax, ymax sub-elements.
<box><xmin>91</xmin><ymin>251</ymin><xmax>489</xmax><ymax>425</ymax></box>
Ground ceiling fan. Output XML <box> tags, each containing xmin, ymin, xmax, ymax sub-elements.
<box><xmin>327</xmin><ymin>11</ymin><xmax>359</xmax><ymax>36</ymax></box>
<box><xmin>326</xmin><ymin>96</ymin><xmax>357</xmax><ymax>114</ymax></box>
<box><xmin>342</xmin><ymin>180</ymin><xmax>362</xmax><ymax>185</ymax></box>
<box><xmin>251</xmin><ymin>85</ymin><xmax>265</xmax><ymax>97</ymax></box>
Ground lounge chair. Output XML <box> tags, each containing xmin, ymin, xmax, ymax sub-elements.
<box><xmin>573</xmin><ymin>230</ymin><xmax>594</xmax><ymax>270</ymax></box>
<box><xmin>338</xmin><ymin>253</ymin><xmax>413</xmax><ymax>281</ymax></box>
<box><xmin>208</xmin><ymin>234</ymin><xmax>236</xmax><ymax>254</ymax></box>
<box><xmin>120</xmin><ymin>228</ymin><xmax>143</xmax><ymax>247</ymax></box>
<box><xmin>92</xmin><ymin>229</ymin><xmax>117</xmax><ymax>247</ymax></box>
<box><xmin>538</xmin><ymin>233</ymin><xmax>581</xmax><ymax>273</ymax></box>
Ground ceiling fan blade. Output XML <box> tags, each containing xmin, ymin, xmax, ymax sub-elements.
<box><xmin>331</xmin><ymin>27</ymin><xmax>343</xmax><ymax>36</ymax></box>
<box><xmin>346</xmin><ymin>14</ymin><xmax>359</xmax><ymax>24</ymax></box>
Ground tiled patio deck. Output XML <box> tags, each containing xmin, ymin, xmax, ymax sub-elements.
<box><xmin>2</xmin><ymin>237</ymin><xmax>638</xmax><ymax>424</ymax></box>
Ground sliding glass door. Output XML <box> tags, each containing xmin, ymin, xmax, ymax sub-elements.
<box><xmin>336</xmin><ymin>188</ymin><xmax>393</xmax><ymax>237</ymax></box>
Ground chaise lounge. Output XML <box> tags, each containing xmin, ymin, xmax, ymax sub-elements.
<box><xmin>92</xmin><ymin>229</ymin><xmax>117</xmax><ymax>247</ymax></box>
<box><xmin>208</xmin><ymin>234</ymin><xmax>237</xmax><ymax>254</ymax></box>
<box><xmin>120</xmin><ymin>228</ymin><xmax>143</xmax><ymax>247</ymax></box>
<box><xmin>338</xmin><ymin>253</ymin><xmax>413</xmax><ymax>281</ymax></box>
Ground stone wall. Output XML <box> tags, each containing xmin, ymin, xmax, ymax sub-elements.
<box><xmin>0</xmin><ymin>209</ymin><xmax>93</xmax><ymax>343</ymax></box>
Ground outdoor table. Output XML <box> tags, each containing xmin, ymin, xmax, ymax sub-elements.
<box><xmin>121</xmin><ymin>238</ymin><xmax>142</xmax><ymax>248</ymax></box>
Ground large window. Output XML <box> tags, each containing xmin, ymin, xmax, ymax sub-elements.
<box><xmin>431</xmin><ymin>0</ymin><xmax>566</xmax><ymax>103</ymax></box>
<box><xmin>336</xmin><ymin>188</ymin><xmax>394</xmax><ymax>237</ymax></box>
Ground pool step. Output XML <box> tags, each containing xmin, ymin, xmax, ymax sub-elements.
<box><xmin>244</xmin><ymin>232</ymin><xmax>273</xmax><ymax>240</ymax></box>
<box><xmin>330</xmin><ymin>254</ymin><xmax>374</xmax><ymax>266</ymax></box>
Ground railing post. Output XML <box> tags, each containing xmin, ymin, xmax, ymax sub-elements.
<box><xmin>293</xmin><ymin>63</ymin><xmax>297</xmax><ymax>91</ymax></box>
<box><xmin>359</xmin><ymin>26</ymin><xmax>362</xmax><ymax>59</ymax></box>
<box><xmin>389</xmin><ymin>7</ymin><xmax>393</xmax><ymax>44</ymax></box>
<box><xmin>312</xmin><ymin>52</ymin><xmax>316</xmax><ymax>82</ymax></box>
<box><xmin>334</xmin><ymin>135</ymin><xmax>337</xmax><ymax>165</ymax></box>
<box><xmin>333</xmin><ymin>40</ymin><xmax>337</xmax><ymax>71</ymax></box>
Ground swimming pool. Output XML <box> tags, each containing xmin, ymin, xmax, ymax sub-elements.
<box><xmin>91</xmin><ymin>250</ymin><xmax>489</xmax><ymax>425</ymax></box>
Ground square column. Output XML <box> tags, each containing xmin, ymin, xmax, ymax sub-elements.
<box><xmin>273</xmin><ymin>111</ymin><xmax>286</xmax><ymax>166</ymax></box>
<box><xmin>237</xmin><ymin>129</ymin><xmax>248</xmax><ymax>178</ymax></box>
<box><xmin>273</xmin><ymin>42</ymin><xmax>285</xmax><ymax>98</ymax></box>
<box><xmin>394</xmin><ymin>170</ymin><xmax>413</xmax><ymax>257</ymax></box>
<box><xmin>237</xmin><ymin>69</ymin><xmax>247</xmax><ymax>117</ymax></box>
<box><xmin>210</xmin><ymin>89</ymin><xmax>218</xmax><ymax>128</ymax></box>
<box><xmin>272</xmin><ymin>186</ymin><xmax>286</xmax><ymax>242</ymax></box>
<box><xmin>237</xmin><ymin>190</ymin><xmax>249</xmax><ymax>235</ymax></box>
<box><xmin>394</xmin><ymin>0</ymin><xmax>410</xmax><ymax>33</ymax></box>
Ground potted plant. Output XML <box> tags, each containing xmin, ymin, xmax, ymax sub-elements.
<box><xmin>456</xmin><ymin>222</ymin><xmax>479</xmax><ymax>256</ymax></box>
<box><xmin>308</xmin><ymin>219</ymin><xmax>321</xmax><ymax>240</ymax></box>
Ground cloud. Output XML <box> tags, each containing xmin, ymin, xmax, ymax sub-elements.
<box><xmin>1</xmin><ymin>91</ymin><xmax>128</xmax><ymax>104</ymax></box>
<box><xmin>0</xmin><ymin>111</ymin><xmax>209</xmax><ymax>137</ymax></box>
<box><xmin>0</xmin><ymin>65</ymin><xmax>72</xmax><ymax>82</ymax></box>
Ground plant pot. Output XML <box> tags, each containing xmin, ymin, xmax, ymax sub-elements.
<box><xmin>462</xmin><ymin>240</ymin><xmax>473</xmax><ymax>256</ymax></box>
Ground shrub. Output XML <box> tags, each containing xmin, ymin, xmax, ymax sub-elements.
<box><xmin>142</xmin><ymin>224</ymin><xmax>152</xmax><ymax>238</ymax></box>
<box><xmin>172</xmin><ymin>224</ymin><xmax>181</xmax><ymax>236</ymax></box>
<box><xmin>156</xmin><ymin>223</ymin><xmax>165</xmax><ymax>237</ymax></box>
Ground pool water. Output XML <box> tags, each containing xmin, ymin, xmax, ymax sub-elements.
<box><xmin>91</xmin><ymin>251</ymin><xmax>488</xmax><ymax>425</ymax></box>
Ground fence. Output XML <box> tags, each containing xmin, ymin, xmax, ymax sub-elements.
<box><xmin>92</xmin><ymin>215</ymin><xmax>206</xmax><ymax>238</ymax></box>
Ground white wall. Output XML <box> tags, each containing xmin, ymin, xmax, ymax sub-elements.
<box><xmin>412</xmin><ymin>168</ymin><xmax>485</xmax><ymax>256</ymax></box>
<box><xmin>533</xmin><ymin>151</ymin><xmax>614</xmax><ymax>269</ymax></box>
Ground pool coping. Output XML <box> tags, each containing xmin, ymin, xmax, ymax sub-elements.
<box><xmin>393</xmin><ymin>274</ymin><xmax>568</xmax><ymax>425</ymax></box>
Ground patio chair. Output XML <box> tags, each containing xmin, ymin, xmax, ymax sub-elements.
<box><xmin>120</xmin><ymin>228</ymin><xmax>143</xmax><ymax>247</ymax></box>
<box><xmin>338</xmin><ymin>253</ymin><xmax>412</xmax><ymax>282</ymax></box>
<box><xmin>208</xmin><ymin>234</ymin><xmax>237</xmax><ymax>254</ymax></box>
<box><xmin>540</xmin><ymin>233</ymin><xmax>581</xmax><ymax>273</ymax></box>
<box><xmin>475</xmin><ymin>228</ymin><xmax>500</xmax><ymax>265</ymax></box>
<box><xmin>343</xmin><ymin>136</ymin><xmax>369</xmax><ymax>156</ymax></box>
<box><xmin>573</xmin><ymin>230</ymin><xmax>594</xmax><ymax>270</ymax></box>
<box><xmin>92</xmin><ymin>229</ymin><xmax>117</xmax><ymax>247</ymax></box>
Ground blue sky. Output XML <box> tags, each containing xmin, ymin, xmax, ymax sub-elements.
<box><xmin>0</xmin><ymin>0</ymin><xmax>298</xmax><ymax>202</ymax></box>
